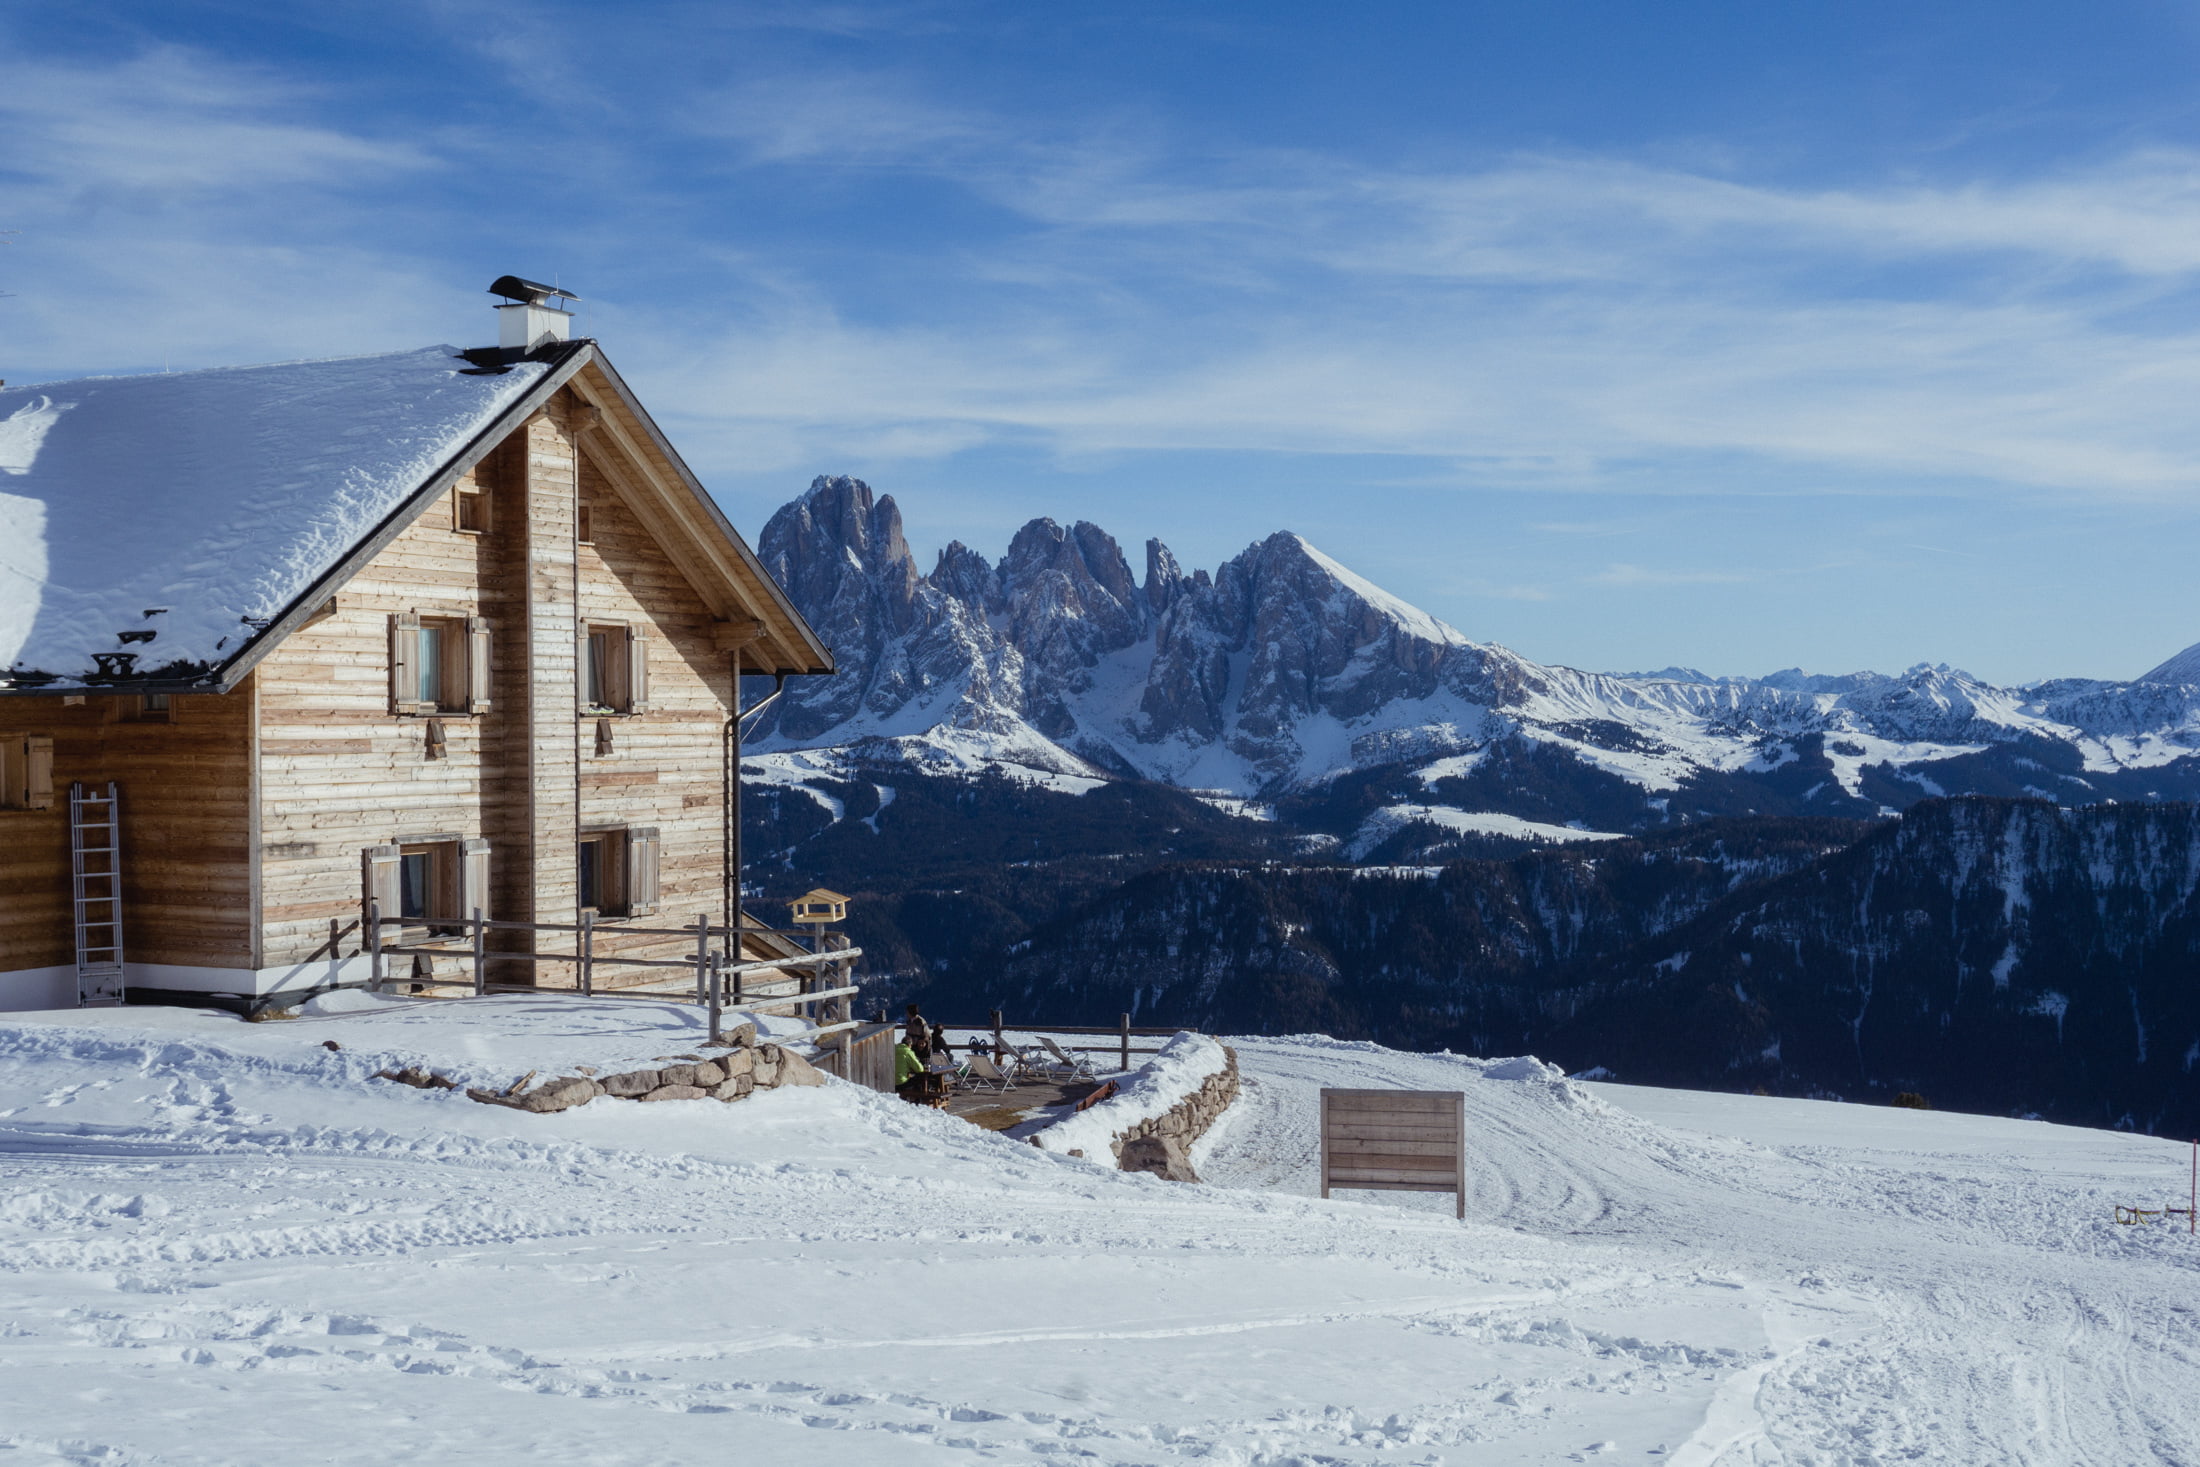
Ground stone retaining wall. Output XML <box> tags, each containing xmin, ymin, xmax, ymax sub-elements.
<box><xmin>1109</xmin><ymin>1046</ymin><xmax>1239</xmax><ymax>1181</ymax></box>
<box><xmin>375</xmin><ymin>1024</ymin><xmax>825</xmax><ymax>1114</ymax></box>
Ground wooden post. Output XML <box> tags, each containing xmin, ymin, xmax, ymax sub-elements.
<box><xmin>991</xmin><ymin>1008</ymin><xmax>1003</xmax><ymax>1057</ymax></box>
<box><xmin>706</xmin><ymin>952</ymin><xmax>723</xmax><ymax>1044</ymax></box>
<box><xmin>1120</xmin><ymin>1013</ymin><xmax>1131</xmax><ymax>1073</ymax></box>
<box><xmin>1319</xmin><ymin>1089</ymin><xmax>1331</xmax><ymax>1200</ymax></box>
<box><xmin>693</xmin><ymin>913</ymin><xmax>710</xmax><ymax>1008</ymax></box>
<box><xmin>580</xmin><ymin>910</ymin><xmax>594</xmax><ymax>997</ymax></box>
<box><xmin>471</xmin><ymin>907</ymin><xmax>486</xmax><ymax>997</ymax></box>
<box><xmin>366</xmin><ymin>898</ymin><xmax>382</xmax><ymax>993</ymax></box>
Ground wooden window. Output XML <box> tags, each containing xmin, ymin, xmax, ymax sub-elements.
<box><xmin>453</xmin><ymin>483</ymin><xmax>490</xmax><ymax>534</ymax></box>
<box><xmin>0</xmin><ymin>735</ymin><xmax>54</xmax><ymax>811</ymax></box>
<box><xmin>577</xmin><ymin>831</ymin><xmax>619</xmax><ymax>917</ymax></box>
<box><xmin>126</xmin><ymin>693</ymin><xmax>174</xmax><ymax>723</ymax></box>
<box><xmin>580</xmin><ymin>623</ymin><xmax>649</xmax><ymax>715</ymax></box>
<box><xmin>365</xmin><ymin>838</ymin><xmax>488</xmax><ymax>937</ymax></box>
<box><xmin>371</xmin><ymin>831</ymin><xmax>488</xmax><ymax>936</ymax></box>
<box><xmin>390</xmin><ymin>613</ymin><xmax>491</xmax><ymax>715</ymax></box>
<box><xmin>576</xmin><ymin>502</ymin><xmax>593</xmax><ymax>544</ymax></box>
<box><xmin>577</xmin><ymin>826</ymin><xmax>658</xmax><ymax>919</ymax></box>
<box><xmin>397</xmin><ymin>841</ymin><xmax>456</xmax><ymax>930</ymax></box>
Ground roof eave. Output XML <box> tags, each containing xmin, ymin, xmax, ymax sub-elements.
<box><xmin>568</xmin><ymin>351</ymin><xmax>835</xmax><ymax>678</ymax></box>
<box><xmin>196</xmin><ymin>341</ymin><xmax>596</xmax><ymax>695</ymax></box>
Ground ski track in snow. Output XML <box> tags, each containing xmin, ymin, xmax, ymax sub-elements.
<box><xmin>1</xmin><ymin>1014</ymin><xmax>2196</xmax><ymax>1464</ymax></box>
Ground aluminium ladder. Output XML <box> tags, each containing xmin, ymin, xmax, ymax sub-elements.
<box><xmin>69</xmin><ymin>782</ymin><xmax>126</xmax><ymax>1006</ymax></box>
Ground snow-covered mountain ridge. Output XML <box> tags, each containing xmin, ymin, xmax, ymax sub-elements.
<box><xmin>750</xmin><ymin>476</ymin><xmax>2200</xmax><ymax>825</ymax></box>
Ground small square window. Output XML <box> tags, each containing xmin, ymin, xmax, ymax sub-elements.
<box><xmin>127</xmin><ymin>693</ymin><xmax>173</xmax><ymax>723</ymax></box>
<box><xmin>390</xmin><ymin>613</ymin><xmax>490</xmax><ymax>718</ymax></box>
<box><xmin>366</xmin><ymin>836</ymin><xmax>488</xmax><ymax>939</ymax></box>
<box><xmin>454</xmin><ymin>486</ymin><xmax>490</xmax><ymax>534</ymax></box>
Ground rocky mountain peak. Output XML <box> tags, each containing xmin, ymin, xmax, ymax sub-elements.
<box><xmin>1144</xmin><ymin>539</ymin><xmax>1199</xmax><ymax>621</ymax></box>
<box><xmin>746</xmin><ymin>479</ymin><xmax>2200</xmax><ymax>806</ymax></box>
<box><xmin>932</xmin><ymin>540</ymin><xmax>1001</xmax><ymax>614</ymax></box>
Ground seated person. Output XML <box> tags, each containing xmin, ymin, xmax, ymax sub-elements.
<box><xmin>893</xmin><ymin>1041</ymin><xmax>927</xmax><ymax>1103</ymax></box>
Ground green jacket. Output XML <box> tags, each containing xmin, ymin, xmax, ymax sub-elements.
<box><xmin>894</xmin><ymin>1044</ymin><xmax>925</xmax><ymax>1085</ymax></box>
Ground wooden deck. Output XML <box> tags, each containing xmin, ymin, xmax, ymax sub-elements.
<box><xmin>942</xmin><ymin>1074</ymin><xmax>1111</xmax><ymax>1132</ymax></box>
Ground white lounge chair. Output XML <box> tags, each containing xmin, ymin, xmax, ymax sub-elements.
<box><xmin>962</xmin><ymin>1053</ymin><xmax>1015</xmax><ymax>1092</ymax></box>
<box><xmin>1040</xmin><ymin>1035</ymin><xmax>1101</xmax><ymax>1081</ymax></box>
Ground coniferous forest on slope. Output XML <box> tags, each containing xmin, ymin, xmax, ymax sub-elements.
<box><xmin>745</xmin><ymin>775</ymin><xmax>2200</xmax><ymax>1136</ymax></box>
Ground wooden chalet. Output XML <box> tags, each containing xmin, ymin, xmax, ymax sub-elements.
<box><xmin>0</xmin><ymin>280</ymin><xmax>833</xmax><ymax>1010</ymax></box>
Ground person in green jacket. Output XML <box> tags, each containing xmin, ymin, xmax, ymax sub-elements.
<box><xmin>894</xmin><ymin>1041</ymin><xmax>927</xmax><ymax>1102</ymax></box>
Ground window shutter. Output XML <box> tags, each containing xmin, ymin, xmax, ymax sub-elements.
<box><xmin>625</xmin><ymin>626</ymin><xmax>650</xmax><ymax>713</ymax></box>
<box><xmin>459</xmin><ymin>838</ymin><xmax>492</xmax><ymax>922</ymax></box>
<box><xmin>361</xmin><ymin>844</ymin><xmax>402</xmax><ymax>934</ymax></box>
<box><xmin>23</xmin><ymin>736</ymin><xmax>53</xmax><ymax>810</ymax></box>
<box><xmin>625</xmin><ymin>827</ymin><xmax>660</xmax><ymax>917</ymax></box>
<box><xmin>389</xmin><ymin>612</ymin><xmax>420</xmax><ymax>714</ymax></box>
<box><xmin>578</xmin><ymin>623</ymin><xmax>595</xmax><ymax>708</ymax></box>
<box><xmin>466</xmin><ymin>617</ymin><xmax>493</xmax><ymax>714</ymax></box>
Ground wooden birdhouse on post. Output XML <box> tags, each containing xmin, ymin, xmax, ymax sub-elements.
<box><xmin>790</xmin><ymin>887</ymin><xmax>849</xmax><ymax>949</ymax></box>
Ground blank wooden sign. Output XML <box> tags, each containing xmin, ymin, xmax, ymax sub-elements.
<box><xmin>1319</xmin><ymin>1088</ymin><xmax>1467</xmax><ymax>1219</ymax></box>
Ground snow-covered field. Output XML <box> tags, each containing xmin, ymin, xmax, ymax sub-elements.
<box><xmin>2</xmin><ymin>1002</ymin><xmax>2196</xmax><ymax>1465</ymax></box>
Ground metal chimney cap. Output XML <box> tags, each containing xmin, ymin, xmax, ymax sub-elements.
<box><xmin>487</xmin><ymin>275</ymin><xmax>580</xmax><ymax>306</ymax></box>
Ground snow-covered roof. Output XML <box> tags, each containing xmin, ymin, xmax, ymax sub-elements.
<box><xmin>0</xmin><ymin>346</ymin><xmax>558</xmax><ymax>691</ymax></box>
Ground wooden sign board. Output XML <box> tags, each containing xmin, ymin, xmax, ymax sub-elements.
<box><xmin>1319</xmin><ymin>1088</ymin><xmax>1467</xmax><ymax>1219</ymax></box>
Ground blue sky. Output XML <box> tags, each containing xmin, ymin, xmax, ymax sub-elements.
<box><xmin>6</xmin><ymin>1</ymin><xmax>2200</xmax><ymax>683</ymax></box>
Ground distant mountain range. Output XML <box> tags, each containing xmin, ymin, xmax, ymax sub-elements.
<box><xmin>748</xmin><ymin>476</ymin><xmax>2200</xmax><ymax>855</ymax></box>
<box><xmin>736</xmin><ymin>477</ymin><xmax>2200</xmax><ymax>1131</ymax></box>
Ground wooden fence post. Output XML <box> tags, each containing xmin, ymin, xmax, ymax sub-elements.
<box><xmin>580</xmin><ymin>910</ymin><xmax>593</xmax><ymax>997</ymax></box>
<box><xmin>707</xmin><ymin>952</ymin><xmax>723</xmax><ymax>1044</ymax></box>
<box><xmin>471</xmin><ymin>907</ymin><xmax>486</xmax><ymax>997</ymax></box>
<box><xmin>366</xmin><ymin>898</ymin><xmax>382</xmax><ymax>993</ymax></box>
<box><xmin>693</xmin><ymin>913</ymin><xmax>710</xmax><ymax>1009</ymax></box>
<box><xmin>991</xmin><ymin>1008</ymin><xmax>1003</xmax><ymax>1057</ymax></box>
<box><xmin>1120</xmin><ymin>1013</ymin><xmax>1131</xmax><ymax>1073</ymax></box>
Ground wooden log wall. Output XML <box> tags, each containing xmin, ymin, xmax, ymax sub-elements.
<box><xmin>0</xmin><ymin>688</ymin><xmax>255</xmax><ymax>977</ymax></box>
<box><xmin>253</xmin><ymin>386</ymin><xmax>738</xmax><ymax>982</ymax></box>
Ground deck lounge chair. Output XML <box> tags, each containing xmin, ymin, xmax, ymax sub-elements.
<box><xmin>962</xmin><ymin>1053</ymin><xmax>1015</xmax><ymax>1092</ymax></box>
<box><xmin>1039</xmin><ymin>1035</ymin><xmax>1101</xmax><ymax>1081</ymax></box>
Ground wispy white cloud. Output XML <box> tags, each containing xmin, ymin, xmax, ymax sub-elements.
<box><xmin>618</xmin><ymin>105</ymin><xmax>2200</xmax><ymax>499</ymax></box>
<box><xmin>0</xmin><ymin>48</ymin><xmax>433</xmax><ymax>198</ymax></box>
<box><xmin>1589</xmin><ymin>563</ymin><xmax>1757</xmax><ymax>587</ymax></box>
<box><xmin>13</xmin><ymin>35</ymin><xmax>2200</xmax><ymax>513</ymax></box>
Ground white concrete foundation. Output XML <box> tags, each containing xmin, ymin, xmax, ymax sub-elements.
<box><xmin>1</xmin><ymin>956</ymin><xmax>379</xmax><ymax>1011</ymax></box>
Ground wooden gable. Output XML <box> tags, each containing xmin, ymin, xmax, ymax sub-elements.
<box><xmin>207</xmin><ymin>343</ymin><xmax>830</xmax><ymax>695</ymax></box>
